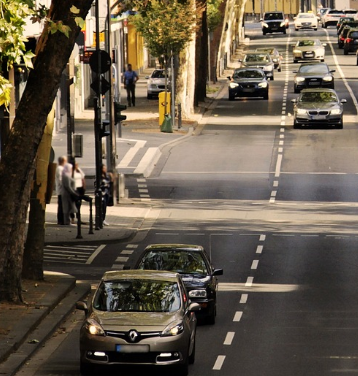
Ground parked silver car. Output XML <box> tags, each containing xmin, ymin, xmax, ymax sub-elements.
<box><xmin>291</xmin><ymin>88</ymin><xmax>346</xmax><ymax>129</ymax></box>
<box><xmin>77</xmin><ymin>270</ymin><xmax>200</xmax><ymax>376</ymax></box>
<box><xmin>146</xmin><ymin>69</ymin><xmax>170</xmax><ymax>99</ymax></box>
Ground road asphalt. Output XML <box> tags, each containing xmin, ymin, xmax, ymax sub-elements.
<box><xmin>0</xmin><ymin>55</ymin><xmax>243</xmax><ymax>376</ymax></box>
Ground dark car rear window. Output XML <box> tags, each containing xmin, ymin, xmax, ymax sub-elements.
<box><xmin>349</xmin><ymin>31</ymin><xmax>358</xmax><ymax>38</ymax></box>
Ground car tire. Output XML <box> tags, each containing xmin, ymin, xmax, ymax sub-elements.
<box><xmin>270</xmin><ymin>75</ymin><xmax>274</xmax><ymax>81</ymax></box>
<box><xmin>278</xmin><ymin>67</ymin><xmax>282</xmax><ymax>72</ymax></box>
<box><xmin>295</xmin><ymin>28</ymin><xmax>298</xmax><ymax>31</ymax></box>
<box><xmin>344</xmin><ymin>48</ymin><xmax>349</xmax><ymax>55</ymax></box>
<box><xmin>338</xmin><ymin>44</ymin><xmax>343</xmax><ymax>49</ymax></box>
<box><xmin>80</xmin><ymin>362</ymin><xmax>94</xmax><ymax>376</ymax></box>
<box><xmin>263</xmin><ymin>31</ymin><xmax>266</xmax><ymax>35</ymax></box>
<box><xmin>283</xmin><ymin>29</ymin><xmax>286</xmax><ymax>35</ymax></box>
<box><xmin>294</xmin><ymin>86</ymin><xmax>300</xmax><ymax>94</ymax></box>
<box><xmin>293</xmin><ymin>59</ymin><xmax>298</xmax><ymax>63</ymax></box>
<box><xmin>147</xmin><ymin>94</ymin><xmax>152</xmax><ymax>99</ymax></box>
<box><xmin>263</xmin><ymin>92</ymin><xmax>269</xmax><ymax>100</ymax></box>
<box><xmin>175</xmin><ymin>359</ymin><xmax>189</xmax><ymax>376</ymax></box>
<box><xmin>188</xmin><ymin>338</ymin><xmax>196</xmax><ymax>364</ymax></box>
<box><xmin>321</xmin><ymin>59</ymin><xmax>325</xmax><ymax>62</ymax></box>
<box><xmin>336</xmin><ymin>121</ymin><xmax>343</xmax><ymax>129</ymax></box>
<box><xmin>356</xmin><ymin>58</ymin><xmax>358</xmax><ymax>66</ymax></box>
<box><xmin>293</xmin><ymin>120</ymin><xmax>300</xmax><ymax>129</ymax></box>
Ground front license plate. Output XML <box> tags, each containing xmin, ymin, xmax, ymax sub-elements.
<box><xmin>116</xmin><ymin>344</ymin><xmax>149</xmax><ymax>353</ymax></box>
<box><xmin>311</xmin><ymin>115</ymin><xmax>326</xmax><ymax>120</ymax></box>
<box><xmin>243</xmin><ymin>88</ymin><xmax>255</xmax><ymax>93</ymax></box>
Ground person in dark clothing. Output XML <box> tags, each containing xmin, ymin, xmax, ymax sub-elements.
<box><xmin>123</xmin><ymin>64</ymin><xmax>139</xmax><ymax>107</ymax></box>
<box><xmin>100</xmin><ymin>164</ymin><xmax>113</xmax><ymax>226</ymax></box>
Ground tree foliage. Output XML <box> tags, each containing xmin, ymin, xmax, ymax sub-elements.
<box><xmin>207</xmin><ymin>0</ymin><xmax>223</xmax><ymax>31</ymax></box>
<box><xmin>130</xmin><ymin>0</ymin><xmax>201</xmax><ymax>60</ymax></box>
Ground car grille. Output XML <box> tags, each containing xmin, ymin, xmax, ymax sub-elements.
<box><xmin>105</xmin><ymin>330</ymin><xmax>161</xmax><ymax>343</ymax></box>
<box><xmin>269</xmin><ymin>22</ymin><xmax>281</xmax><ymax>28</ymax></box>
<box><xmin>157</xmin><ymin>85</ymin><xmax>166</xmax><ymax>89</ymax></box>
<box><xmin>308</xmin><ymin>110</ymin><xmax>329</xmax><ymax>115</ymax></box>
<box><xmin>306</xmin><ymin>78</ymin><xmax>322</xmax><ymax>86</ymax></box>
<box><xmin>242</xmin><ymin>84</ymin><xmax>256</xmax><ymax>88</ymax></box>
<box><xmin>303</xmin><ymin>51</ymin><xmax>316</xmax><ymax>58</ymax></box>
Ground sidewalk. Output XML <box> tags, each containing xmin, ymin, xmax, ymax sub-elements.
<box><xmin>0</xmin><ymin>51</ymin><xmax>247</xmax><ymax>376</ymax></box>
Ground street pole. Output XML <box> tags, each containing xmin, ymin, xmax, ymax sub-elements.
<box><xmin>94</xmin><ymin>0</ymin><xmax>103</xmax><ymax>230</ymax></box>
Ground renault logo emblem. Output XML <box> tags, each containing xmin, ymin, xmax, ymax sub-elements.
<box><xmin>128</xmin><ymin>330</ymin><xmax>138</xmax><ymax>342</ymax></box>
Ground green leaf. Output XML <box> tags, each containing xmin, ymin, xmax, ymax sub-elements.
<box><xmin>70</xmin><ymin>5</ymin><xmax>80</xmax><ymax>14</ymax></box>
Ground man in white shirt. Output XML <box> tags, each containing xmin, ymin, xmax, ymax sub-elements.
<box><xmin>55</xmin><ymin>155</ymin><xmax>67</xmax><ymax>225</ymax></box>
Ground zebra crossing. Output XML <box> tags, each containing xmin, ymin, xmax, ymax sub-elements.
<box><xmin>44</xmin><ymin>244</ymin><xmax>103</xmax><ymax>264</ymax></box>
<box><xmin>111</xmin><ymin>243</ymin><xmax>139</xmax><ymax>269</ymax></box>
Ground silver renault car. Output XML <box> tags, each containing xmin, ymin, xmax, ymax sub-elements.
<box><xmin>77</xmin><ymin>270</ymin><xmax>199</xmax><ymax>376</ymax></box>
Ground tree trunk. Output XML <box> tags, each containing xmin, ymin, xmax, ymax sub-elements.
<box><xmin>23</xmin><ymin>108</ymin><xmax>55</xmax><ymax>280</ymax></box>
<box><xmin>0</xmin><ymin>0</ymin><xmax>93</xmax><ymax>303</ymax></box>
<box><xmin>195</xmin><ymin>0</ymin><xmax>208</xmax><ymax>106</ymax></box>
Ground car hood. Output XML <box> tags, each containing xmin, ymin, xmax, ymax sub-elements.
<box><xmin>295</xmin><ymin>46</ymin><xmax>322</xmax><ymax>52</ymax></box>
<box><xmin>296</xmin><ymin>72</ymin><xmax>329</xmax><ymax>78</ymax></box>
<box><xmin>297</xmin><ymin>102</ymin><xmax>340</xmax><ymax>110</ymax></box>
<box><xmin>232</xmin><ymin>78</ymin><xmax>265</xmax><ymax>83</ymax></box>
<box><xmin>242</xmin><ymin>62</ymin><xmax>271</xmax><ymax>68</ymax></box>
<box><xmin>90</xmin><ymin>310</ymin><xmax>178</xmax><ymax>330</ymax></box>
<box><xmin>149</xmin><ymin>78</ymin><xmax>166</xmax><ymax>84</ymax></box>
<box><xmin>180</xmin><ymin>273</ymin><xmax>211</xmax><ymax>289</ymax></box>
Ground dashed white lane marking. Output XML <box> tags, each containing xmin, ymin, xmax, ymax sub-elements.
<box><xmin>213</xmin><ymin>355</ymin><xmax>226</xmax><ymax>370</ymax></box>
<box><xmin>240</xmin><ymin>294</ymin><xmax>248</xmax><ymax>303</ymax></box>
<box><xmin>251</xmin><ymin>260</ymin><xmax>259</xmax><ymax>269</ymax></box>
<box><xmin>233</xmin><ymin>311</ymin><xmax>243</xmax><ymax>322</ymax></box>
<box><xmin>259</xmin><ymin>234</ymin><xmax>266</xmax><ymax>241</ymax></box>
<box><xmin>224</xmin><ymin>332</ymin><xmax>235</xmax><ymax>345</ymax></box>
<box><xmin>245</xmin><ymin>277</ymin><xmax>254</xmax><ymax>287</ymax></box>
<box><xmin>256</xmin><ymin>245</ymin><xmax>263</xmax><ymax>254</ymax></box>
<box><xmin>275</xmin><ymin>154</ymin><xmax>283</xmax><ymax>177</ymax></box>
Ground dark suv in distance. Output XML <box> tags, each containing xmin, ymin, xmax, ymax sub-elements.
<box><xmin>344</xmin><ymin>28</ymin><xmax>358</xmax><ymax>54</ymax></box>
<box><xmin>261</xmin><ymin>11</ymin><xmax>287</xmax><ymax>35</ymax></box>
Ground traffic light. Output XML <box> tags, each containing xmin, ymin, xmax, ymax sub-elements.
<box><xmin>100</xmin><ymin>120</ymin><xmax>110</xmax><ymax>138</ymax></box>
<box><xmin>114</xmin><ymin>102</ymin><xmax>127</xmax><ymax>124</ymax></box>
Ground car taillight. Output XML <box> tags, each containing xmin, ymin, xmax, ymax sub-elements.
<box><xmin>340</xmin><ymin>36</ymin><xmax>345</xmax><ymax>41</ymax></box>
<box><xmin>346</xmin><ymin>38</ymin><xmax>352</xmax><ymax>43</ymax></box>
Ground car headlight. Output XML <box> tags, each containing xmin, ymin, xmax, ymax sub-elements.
<box><xmin>297</xmin><ymin>109</ymin><xmax>307</xmax><ymax>115</ymax></box>
<box><xmin>272</xmin><ymin>58</ymin><xmax>278</xmax><ymax>63</ymax></box>
<box><xmin>280</xmin><ymin>21</ymin><xmax>286</xmax><ymax>27</ymax></box>
<box><xmin>258</xmin><ymin>82</ymin><xmax>268</xmax><ymax>88</ymax></box>
<box><xmin>323</xmin><ymin>76</ymin><xmax>333</xmax><ymax>82</ymax></box>
<box><xmin>189</xmin><ymin>289</ymin><xmax>207</xmax><ymax>298</ymax></box>
<box><xmin>295</xmin><ymin>77</ymin><xmax>305</xmax><ymax>83</ymax></box>
<box><xmin>330</xmin><ymin>108</ymin><xmax>342</xmax><ymax>115</ymax></box>
<box><xmin>162</xmin><ymin>320</ymin><xmax>184</xmax><ymax>337</ymax></box>
<box><xmin>293</xmin><ymin>49</ymin><xmax>301</xmax><ymax>54</ymax></box>
<box><xmin>262</xmin><ymin>22</ymin><xmax>269</xmax><ymax>28</ymax></box>
<box><xmin>150</xmin><ymin>84</ymin><xmax>157</xmax><ymax>88</ymax></box>
<box><xmin>84</xmin><ymin>319</ymin><xmax>105</xmax><ymax>336</ymax></box>
<box><xmin>229</xmin><ymin>82</ymin><xmax>239</xmax><ymax>89</ymax></box>
<box><xmin>265</xmin><ymin>65</ymin><xmax>273</xmax><ymax>71</ymax></box>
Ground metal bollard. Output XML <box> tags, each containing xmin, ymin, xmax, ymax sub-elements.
<box><xmin>76</xmin><ymin>199</ymin><xmax>83</xmax><ymax>239</ymax></box>
<box><xmin>177</xmin><ymin>103</ymin><xmax>182</xmax><ymax>129</ymax></box>
<box><xmin>118</xmin><ymin>173</ymin><xmax>125</xmax><ymax>198</ymax></box>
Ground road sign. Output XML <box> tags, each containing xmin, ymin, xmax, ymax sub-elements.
<box><xmin>89</xmin><ymin>50</ymin><xmax>111</xmax><ymax>74</ymax></box>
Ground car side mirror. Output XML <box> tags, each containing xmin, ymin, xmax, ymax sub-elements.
<box><xmin>213</xmin><ymin>268</ymin><xmax>223</xmax><ymax>276</ymax></box>
<box><xmin>322</xmin><ymin>43</ymin><xmax>327</xmax><ymax>46</ymax></box>
<box><xmin>330</xmin><ymin>70</ymin><xmax>336</xmax><ymax>73</ymax></box>
<box><xmin>188</xmin><ymin>302</ymin><xmax>201</xmax><ymax>312</ymax></box>
<box><xmin>341</xmin><ymin>99</ymin><xmax>347</xmax><ymax>104</ymax></box>
<box><xmin>145</xmin><ymin>76</ymin><xmax>149</xmax><ymax>79</ymax></box>
<box><xmin>291</xmin><ymin>99</ymin><xmax>297</xmax><ymax>103</ymax></box>
<box><xmin>76</xmin><ymin>301</ymin><xmax>89</xmax><ymax>314</ymax></box>
<box><xmin>227</xmin><ymin>76</ymin><xmax>232</xmax><ymax>80</ymax></box>
<box><xmin>259</xmin><ymin>18</ymin><xmax>263</xmax><ymax>22</ymax></box>
<box><xmin>293</xmin><ymin>70</ymin><xmax>298</xmax><ymax>73</ymax></box>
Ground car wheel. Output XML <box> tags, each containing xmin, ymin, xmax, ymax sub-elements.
<box><xmin>206</xmin><ymin>306</ymin><xmax>216</xmax><ymax>325</ymax></box>
<box><xmin>80</xmin><ymin>362</ymin><xmax>94</xmax><ymax>376</ymax></box>
<box><xmin>263</xmin><ymin>31</ymin><xmax>266</xmax><ymax>35</ymax></box>
<box><xmin>228</xmin><ymin>94</ymin><xmax>235</xmax><ymax>101</ymax></box>
<box><xmin>263</xmin><ymin>92</ymin><xmax>269</xmax><ymax>100</ymax></box>
<box><xmin>314</xmin><ymin>28</ymin><xmax>317</xmax><ymax>31</ymax></box>
<box><xmin>147</xmin><ymin>94</ymin><xmax>152</xmax><ymax>99</ymax></box>
<box><xmin>338</xmin><ymin>43</ymin><xmax>343</xmax><ymax>49</ymax></box>
<box><xmin>188</xmin><ymin>338</ymin><xmax>196</xmax><ymax>364</ymax></box>
<box><xmin>294</xmin><ymin>86</ymin><xmax>300</xmax><ymax>94</ymax></box>
<box><xmin>321</xmin><ymin>59</ymin><xmax>325</xmax><ymax>62</ymax></box>
<box><xmin>278</xmin><ymin>67</ymin><xmax>281</xmax><ymax>72</ymax></box>
<box><xmin>175</xmin><ymin>359</ymin><xmax>189</xmax><ymax>376</ymax></box>
<box><xmin>293</xmin><ymin>59</ymin><xmax>298</xmax><ymax>63</ymax></box>
<box><xmin>336</xmin><ymin>121</ymin><xmax>343</xmax><ymax>129</ymax></box>
<box><xmin>344</xmin><ymin>48</ymin><xmax>349</xmax><ymax>55</ymax></box>
<box><xmin>293</xmin><ymin>120</ymin><xmax>300</xmax><ymax>129</ymax></box>
<box><xmin>283</xmin><ymin>29</ymin><xmax>286</xmax><ymax>35</ymax></box>
<box><xmin>356</xmin><ymin>57</ymin><xmax>358</xmax><ymax>66</ymax></box>
<box><xmin>295</xmin><ymin>28</ymin><xmax>298</xmax><ymax>31</ymax></box>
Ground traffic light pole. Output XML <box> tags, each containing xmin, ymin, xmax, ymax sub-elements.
<box><xmin>94</xmin><ymin>0</ymin><xmax>103</xmax><ymax>230</ymax></box>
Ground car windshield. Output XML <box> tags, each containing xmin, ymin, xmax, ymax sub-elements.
<box><xmin>298</xmin><ymin>64</ymin><xmax>328</xmax><ymax>74</ymax></box>
<box><xmin>299</xmin><ymin>92</ymin><xmax>338</xmax><ymax>103</ymax></box>
<box><xmin>264</xmin><ymin>13</ymin><xmax>283</xmax><ymax>20</ymax></box>
<box><xmin>298</xmin><ymin>40</ymin><xmax>319</xmax><ymax>47</ymax></box>
<box><xmin>138</xmin><ymin>250</ymin><xmax>208</xmax><ymax>275</ymax></box>
<box><xmin>93</xmin><ymin>279</ymin><xmax>181</xmax><ymax>312</ymax></box>
<box><xmin>151</xmin><ymin>70</ymin><xmax>165</xmax><ymax>78</ymax></box>
<box><xmin>244</xmin><ymin>54</ymin><xmax>270</xmax><ymax>62</ymax></box>
<box><xmin>256</xmin><ymin>48</ymin><xmax>274</xmax><ymax>54</ymax></box>
<box><xmin>233</xmin><ymin>70</ymin><xmax>265</xmax><ymax>79</ymax></box>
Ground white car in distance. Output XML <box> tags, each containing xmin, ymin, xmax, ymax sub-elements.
<box><xmin>294</xmin><ymin>12</ymin><xmax>318</xmax><ymax>31</ymax></box>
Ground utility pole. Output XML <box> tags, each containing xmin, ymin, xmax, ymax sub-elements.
<box><xmin>94</xmin><ymin>0</ymin><xmax>103</xmax><ymax>230</ymax></box>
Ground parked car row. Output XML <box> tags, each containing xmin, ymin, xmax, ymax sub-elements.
<box><xmin>77</xmin><ymin>244</ymin><xmax>223</xmax><ymax>375</ymax></box>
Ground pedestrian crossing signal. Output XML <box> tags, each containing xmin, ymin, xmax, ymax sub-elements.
<box><xmin>114</xmin><ymin>102</ymin><xmax>127</xmax><ymax>124</ymax></box>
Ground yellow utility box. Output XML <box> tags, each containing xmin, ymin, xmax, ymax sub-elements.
<box><xmin>158</xmin><ymin>91</ymin><xmax>171</xmax><ymax>126</ymax></box>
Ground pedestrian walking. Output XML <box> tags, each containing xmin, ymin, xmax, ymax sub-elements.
<box><xmin>100</xmin><ymin>164</ymin><xmax>113</xmax><ymax>226</ymax></box>
<box><xmin>61</xmin><ymin>163</ymin><xmax>79</xmax><ymax>226</ymax></box>
<box><xmin>55</xmin><ymin>155</ymin><xmax>67</xmax><ymax>225</ymax></box>
<box><xmin>123</xmin><ymin>63</ymin><xmax>138</xmax><ymax>107</ymax></box>
<box><xmin>70</xmin><ymin>162</ymin><xmax>86</xmax><ymax>224</ymax></box>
